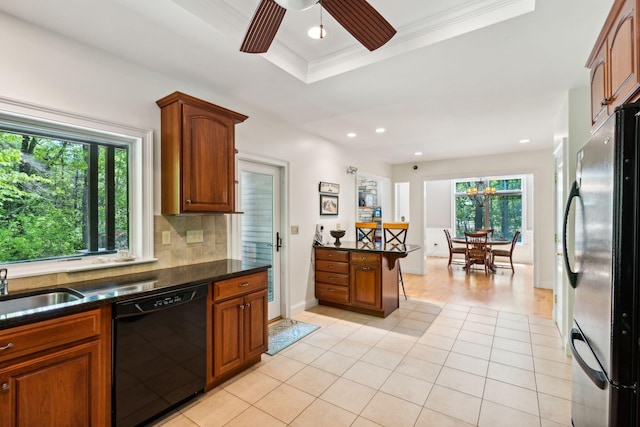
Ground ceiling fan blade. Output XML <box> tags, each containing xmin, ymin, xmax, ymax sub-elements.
<box><xmin>322</xmin><ymin>0</ymin><xmax>396</xmax><ymax>51</ymax></box>
<box><xmin>240</xmin><ymin>0</ymin><xmax>287</xmax><ymax>53</ymax></box>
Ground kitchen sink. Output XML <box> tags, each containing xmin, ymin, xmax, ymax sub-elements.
<box><xmin>0</xmin><ymin>288</ymin><xmax>85</xmax><ymax>315</ymax></box>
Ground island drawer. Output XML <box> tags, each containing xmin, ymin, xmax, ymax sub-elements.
<box><xmin>316</xmin><ymin>260</ymin><xmax>349</xmax><ymax>274</ymax></box>
<box><xmin>350</xmin><ymin>252</ymin><xmax>381</xmax><ymax>264</ymax></box>
<box><xmin>316</xmin><ymin>283</ymin><xmax>349</xmax><ymax>303</ymax></box>
<box><xmin>212</xmin><ymin>271</ymin><xmax>268</xmax><ymax>302</ymax></box>
<box><xmin>315</xmin><ymin>248</ymin><xmax>349</xmax><ymax>262</ymax></box>
<box><xmin>0</xmin><ymin>308</ymin><xmax>103</xmax><ymax>364</ymax></box>
<box><xmin>315</xmin><ymin>271</ymin><xmax>349</xmax><ymax>286</ymax></box>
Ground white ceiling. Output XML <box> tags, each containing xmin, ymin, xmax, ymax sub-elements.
<box><xmin>0</xmin><ymin>0</ymin><xmax>614</xmax><ymax>164</ymax></box>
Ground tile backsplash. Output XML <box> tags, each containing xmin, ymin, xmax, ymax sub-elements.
<box><xmin>10</xmin><ymin>214</ymin><xmax>228</xmax><ymax>291</ymax></box>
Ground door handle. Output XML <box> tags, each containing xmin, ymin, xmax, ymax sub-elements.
<box><xmin>276</xmin><ymin>232</ymin><xmax>282</xmax><ymax>252</ymax></box>
<box><xmin>570</xmin><ymin>328</ymin><xmax>607</xmax><ymax>389</ymax></box>
<box><xmin>562</xmin><ymin>181</ymin><xmax>580</xmax><ymax>289</ymax></box>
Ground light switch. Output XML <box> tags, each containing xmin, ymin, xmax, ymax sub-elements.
<box><xmin>291</xmin><ymin>225</ymin><xmax>299</xmax><ymax>235</ymax></box>
<box><xmin>162</xmin><ymin>231</ymin><xmax>171</xmax><ymax>245</ymax></box>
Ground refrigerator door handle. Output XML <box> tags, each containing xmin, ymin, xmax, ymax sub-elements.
<box><xmin>562</xmin><ymin>181</ymin><xmax>580</xmax><ymax>288</ymax></box>
<box><xmin>570</xmin><ymin>328</ymin><xmax>607</xmax><ymax>390</ymax></box>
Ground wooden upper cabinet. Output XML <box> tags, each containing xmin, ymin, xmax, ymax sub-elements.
<box><xmin>156</xmin><ymin>92</ymin><xmax>248</xmax><ymax>214</ymax></box>
<box><xmin>587</xmin><ymin>0</ymin><xmax>639</xmax><ymax>129</ymax></box>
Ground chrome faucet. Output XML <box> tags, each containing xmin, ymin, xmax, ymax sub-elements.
<box><xmin>0</xmin><ymin>269</ymin><xmax>7</xmax><ymax>296</ymax></box>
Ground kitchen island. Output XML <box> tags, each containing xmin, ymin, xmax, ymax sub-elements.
<box><xmin>314</xmin><ymin>241</ymin><xmax>421</xmax><ymax>317</ymax></box>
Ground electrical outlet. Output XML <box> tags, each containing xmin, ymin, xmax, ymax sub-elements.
<box><xmin>162</xmin><ymin>231</ymin><xmax>171</xmax><ymax>245</ymax></box>
<box><xmin>291</xmin><ymin>225</ymin><xmax>299</xmax><ymax>235</ymax></box>
<box><xmin>186</xmin><ymin>229</ymin><xmax>204</xmax><ymax>243</ymax></box>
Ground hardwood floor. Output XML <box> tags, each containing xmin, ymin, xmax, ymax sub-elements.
<box><xmin>403</xmin><ymin>256</ymin><xmax>553</xmax><ymax>319</ymax></box>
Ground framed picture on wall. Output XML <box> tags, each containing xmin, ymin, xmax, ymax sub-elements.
<box><xmin>319</xmin><ymin>182</ymin><xmax>340</xmax><ymax>194</ymax></box>
<box><xmin>320</xmin><ymin>194</ymin><xmax>339</xmax><ymax>215</ymax></box>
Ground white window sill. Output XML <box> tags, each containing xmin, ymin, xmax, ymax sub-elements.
<box><xmin>6</xmin><ymin>257</ymin><xmax>158</xmax><ymax>279</ymax></box>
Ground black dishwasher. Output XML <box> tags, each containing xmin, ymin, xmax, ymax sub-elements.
<box><xmin>112</xmin><ymin>283</ymin><xmax>208</xmax><ymax>427</ymax></box>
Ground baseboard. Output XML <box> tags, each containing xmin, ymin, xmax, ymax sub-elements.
<box><xmin>291</xmin><ymin>298</ymin><xmax>318</xmax><ymax>316</ymax></box>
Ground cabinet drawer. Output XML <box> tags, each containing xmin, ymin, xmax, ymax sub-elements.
<box><xmin>0</xmin><ymin>309</ymin><xmax>102</xmax><ymax>364</ymax></box>
<box><xmin>316</xmin><ymin>260</ymin><xmax>349</xmax><ymax>274</ymax></box>
<box><xmin>315</xmin><ymin>271</ymin><xmax>349</xmax><ymax>286</ymax></box>
<box><xmin>350</xmin><ymin>252</ymin><xmax>381</xmax><ymax>264</ymax></box>
<box><xmin>213</xmin><ymin>271</ymin><xmax>267</xmax><ymax>302</ymax></box>
<box><xmin>316</xmin><ymin>283</ymin><xmax>349</xmax><ymax>303</ymax></box>
<box><xmin>315</xmin><ymin>248</ymin><xmax>349</xmax><ymax>262</ymax></box>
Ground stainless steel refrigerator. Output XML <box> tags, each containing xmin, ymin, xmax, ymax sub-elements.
<box><xmin>563</xmin><ymin>103</ymin><xmax>639</xmax><ymax>426</ymax></box>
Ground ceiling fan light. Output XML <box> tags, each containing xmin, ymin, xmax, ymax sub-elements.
<box><xmin>307</xmin><ymin>26</ymin><xmax>327</xmax><ymax>39</ymax></box>
<box><xmin>275</xmin><ymin>0</ymin><xmax>317</xmax><ymax>11</ymax></box>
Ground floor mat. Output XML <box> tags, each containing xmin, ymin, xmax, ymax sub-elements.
<box><xmin>266</xmin><ymin>318</ymin><xmax>320</xmax><ymax>355</ymax></box>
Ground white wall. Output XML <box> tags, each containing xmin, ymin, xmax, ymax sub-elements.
<box><xmin>392</xmin><ymin>149</ymin><xmax>555</xmax><ymax>289</ymax></box>
<box><xmin>0</xmin><ymin>12</ymin><xmax>391</xmax><ymax>314</ymax></box>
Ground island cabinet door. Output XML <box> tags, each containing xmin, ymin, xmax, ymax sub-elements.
<box><xmin>350</xmin><ymin>263</ymin><xmax>381</xmax><ymax>310</ymax></box>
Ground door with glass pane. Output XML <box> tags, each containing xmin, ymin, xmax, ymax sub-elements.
<box><xmin>238</xmin><ymin>161</ymin><xmax>281</xmax><ymax>320</ymax></box>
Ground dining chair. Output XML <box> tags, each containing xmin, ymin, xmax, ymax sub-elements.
<box><xmin>464</xmin><ymin>232</ymin><xmax>491</xmax><ymax>274</ymax></box>
<box><xmin>382</xmin><ymin>222</ymin><xmax>408</xmax><ymax>300</ymax></box>
<box><xmin>491</xmin><ymin>230</ymin><xmax>520</xmax><ymax>272</ymax></box>
<box><xmin>444</xmin><ymin>229</ymin><xmax>466</xmax><ymax>267</ymax></box>
<box><xmin>355</xmin><ymin>222</ymin><xmax>378</xmax><ymax>243</ymax></box>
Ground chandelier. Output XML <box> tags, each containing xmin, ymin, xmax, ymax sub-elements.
<box><xmin>466</xmin><ymin>180</ymin><xmax>496</xmax><ymax>207</ymax></box>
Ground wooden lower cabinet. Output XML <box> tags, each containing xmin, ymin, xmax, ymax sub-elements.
<box><xmin>208</xmin><ymin>271</ymin><xmax>268</xmax><ymax>388</ymax></box>
<box><xmin>315</xmin><ymin>247</ymin><xmax>399</xmax><ymax>317</ymax></box>
<box><xmin>0</xmin><ymin>308</ymin><xmax>111</xmax><ymax>427</ymax></box>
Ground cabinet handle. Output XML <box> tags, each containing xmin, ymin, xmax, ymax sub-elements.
<box><xmin>601</xmin><ymin>97</ymin><xmax>612</xmax><ymax>106</ymax></box>
<box><xmin>238</xmin><ymin>282</ymin><xmax>250</xmax><ymax>287</ymax></box>
<box><xmin>239</xmin><ymin>304</ymin><xmax>245</xmax><ymax>310</ymax></box>
<box><xmin>186</xmin><ymin>199</ymin><xmax>192</xmax><ymax>204</ymax></box>
<box><xmin>328</xmin><ymin>289</ymin><xmax>335</xmax><ymax>292</ymax></box>
<box><xmin>245</xmin><ymin>303</ymin><xmax>251</xmax><ymax>308</ymax></box>
<box><xmin>360</xmin><ymin>267</ymin><xmax>371</xmax><ymax>271</ymax></box>
<box><xmin>1</xmin><ymin>383</ymin><xmax>9</xmax><ymax>392</ymax></box>
<box><xmin>0</xmin><ymin>342</ymin><xmax>13</xmax><ymax>351</ymax></box>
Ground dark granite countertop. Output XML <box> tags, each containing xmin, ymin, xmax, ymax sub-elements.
<box><xmin>315</xmin><ymin>241</ymin><xmax>422</xmax><ymax>254</ymax></box>
<box><xmin>0</xmin><ymin>259</ymin><xmax>270</xmax><ymax>329</ymax></box>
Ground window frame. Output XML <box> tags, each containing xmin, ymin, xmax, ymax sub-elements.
<box><xmin>0</xmin><ymin>97</ymin><xmax>154</xmax><ymax>278</ymax></box>
<box><xmin>451</xmin><ymin>174</ymin><xmax>526</xmax><ymax>242</ymax></box>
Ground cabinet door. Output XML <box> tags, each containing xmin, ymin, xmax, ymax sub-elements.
<box><xmin>350</xmin><ymin>263</ymin><xmax>381</xmax><ymax>309</ymax></box>
<box><xmin>590</xmin><ymin>44</ymin><xmax>609</xmax><ymax>128</ymax></box>
<box><xmin>244</xmin><ymin>289</ymin><xmax>268</xmax><ymax>360</ymax></box>
<box><xmin>0</xmin><ymin>340</ymin><xmax>101</xmax><ymax>427</ymax></box>
<box><xmin>608</xmin><ymin>0</ymin><xmax>638</xmax><ymax>112</ymax></box>
<box><xmin>182</xmin><ymin>103</ymin><xmax>235</xmax><ymax>213</ymax></box>
<box><xmin>213</xmin><ymin>296</ymin><xmax>244</xmax><ymax>376</ymax></box>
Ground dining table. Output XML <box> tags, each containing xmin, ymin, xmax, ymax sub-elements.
<box><xmin>451</xmin><ymin>235</ymin><xmax>512</xmax><ymax>272</ymax></box>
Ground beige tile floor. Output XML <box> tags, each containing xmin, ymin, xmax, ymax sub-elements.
<box><xmin>153</xmin><ymin>298</ymin><xmax>572</xmax><ymax>427</ymax></box>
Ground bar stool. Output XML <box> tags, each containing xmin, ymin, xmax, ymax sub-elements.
<box><xmin>382</xmin><ymin>222</ymin><xmax>409</xmax><ymax>300</ymax></box>
<box><xmin>355</xmin><ymin>222</ymin><xmax>377</xmax><ymax>243</ymax></box>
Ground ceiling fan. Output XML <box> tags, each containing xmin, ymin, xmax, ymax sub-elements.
<box><xmin>240</xmin><ymin>0</ymin><xmax>397</xmax><ymax>54</ymax></box>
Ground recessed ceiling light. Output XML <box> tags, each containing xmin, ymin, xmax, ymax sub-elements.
<box><xmin>519</xmin><ymin>139</ymin><xmax>530</xmax><ymax>144</ymax></box>
<box><xmin>414</xmin><ymin>152</ymin><xmax>423</xmax><ymax>156</ymax></box>
<box><xmin>347</xmin><ymin>132</ymin><xmax>357</xmax><ymax>138</ymax></box>
<box><xmin>307</xmin><ymin>26</ymin><xmax>327</xmax><ymax>39</ymax></box>
<box><xmin>375</xmin><ymin>127</ymin><xmax>386</xmax><ymax>133</ymax></box>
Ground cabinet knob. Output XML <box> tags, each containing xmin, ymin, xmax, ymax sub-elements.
<box><xmin>239</xmin><ymin>304</ymin><xmax>245</xmax><ymax>310</ymax></box>
<box><xmin>1</xmin><ymin>383</ymin><xmax>9</xmax><ymax>392</ymax></box>
<box><xmin>0</xmin><ymin>342</ymin><xmax>13</xmax><ymax>351</ymax></box>
<box><xmin>186</xmin><ymin>199</ymin><xmax>192</xmax><ymax>204</ymax></box>
<box><xmin>245</xmin><ymin>303</ymin><xmax>251</xmax><ymax>308</ymax></box>
<box><xmin>601</xmin><ymin>97</ymin><xmax>612</xmax><ymax>106</ymax></box>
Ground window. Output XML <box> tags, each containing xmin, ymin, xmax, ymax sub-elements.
<box><xmin>0</xmin><ymin>131</ymin><xmax>128</xmax><ymax>262</ymax></box>
<box><xmin>0</xmin><ymin>101</ymin><xmax>153</xmax><ymax>276</ymax></box>
<box><xmin>453</xmin><ymin>176</ymin><xmax>524</xmax><ymax>241</ymax></box>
